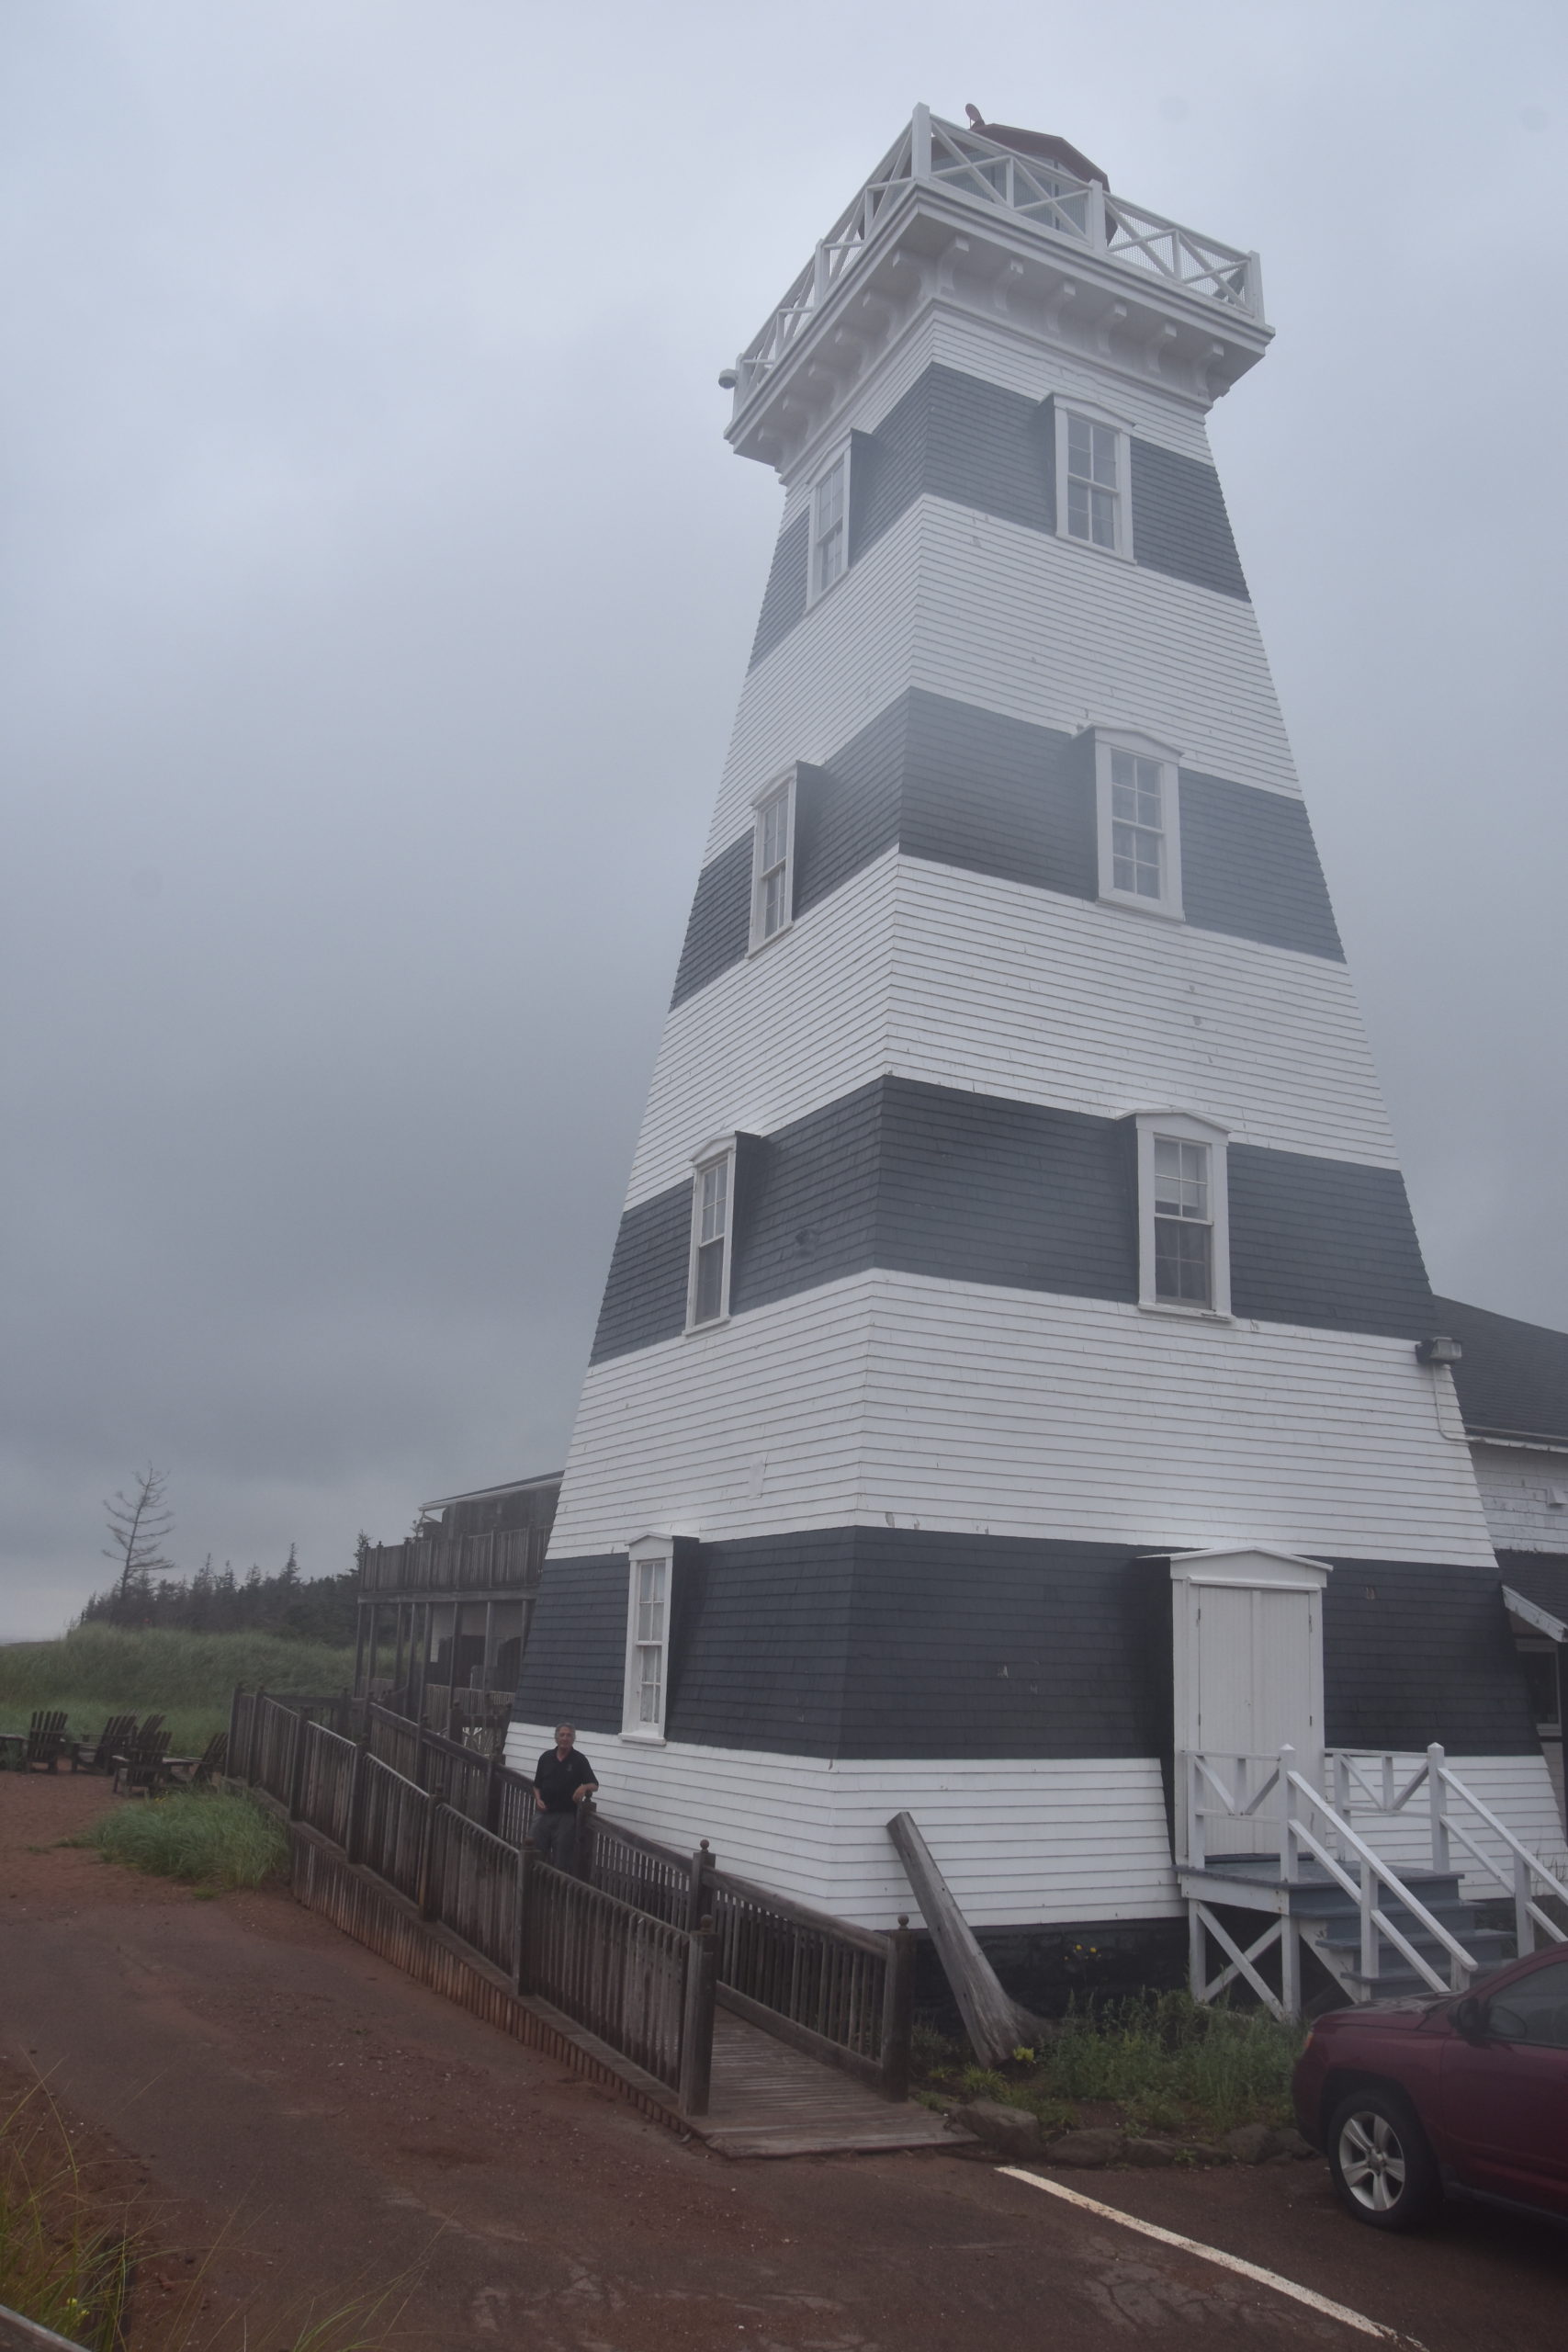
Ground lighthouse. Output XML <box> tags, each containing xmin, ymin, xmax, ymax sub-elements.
<box><xmin>510</xmin><ymin>108</ymin><xmax>1552</xmax><ymax>1967</ymax></box>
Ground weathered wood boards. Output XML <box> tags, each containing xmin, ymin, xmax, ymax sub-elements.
<box><xmin>887</xmin><ymin>1809</ymin><xmax>1041</xmax><ymax>2065</ymax></box>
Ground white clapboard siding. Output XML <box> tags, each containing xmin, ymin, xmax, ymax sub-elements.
<box><xmin>627</xmin><ymin>853</ymin><xmax>896</xmax><ymax>1207</ymax></box>
<box><xmin>1471</xmin><ymin>1444</ymin><xmax>1568</xmax><ymax>1555</ymax></box>
<box><xmin>711</xmin><ymin>495</ymin><xmax>1298</xmax><ymax>860</ymax></box>
<box><xmin>705</xmin><ymin>506</ymin><xmax>922</xmax><ymax>864</ymax></box>
<box><xmin>550</xmin><ymin>1272</ymin><xmax>1499</xmax><ymax>1566</ymax></box>
<box><xmin>626</xmin><ymin>851</ymin><xmax>1393</xmax><ymax>1208</ymax></box>
<box><xmin>507</xmin><ymin>1720</ymin><xmax>1180</xmax><ymax>1928</ymax></box>
<box><xmin>910</xmin><ymin>501</ymin><xmax>1299</xmax><ymax>797</ymax></box>
<box><xmin>1328</xmin><ymin>1752</ymin><xmax>1568</xmax><ymax>1894</ymax></box>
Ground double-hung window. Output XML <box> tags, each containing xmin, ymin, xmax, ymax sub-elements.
<box><xmin>809</xmin><ymin>450</ymin><xmax>849</xmax><ymax>598</ymax></box>
<box><xmin>1093</xmin><ymin>729</ymin><xmax>1183</xmax><ymax>920</ymax></box>
<box><xmin>1134</xmin><ymin>1112</ymin><xmax>1231</xmax><ymax>1317</ymax></box>
<box><xmin>1054</xmin><ymin>401</ymin><xmax>1133</xmax><ymax>560</ymax></box>
<box><xmin>687</xmin><ymin>1138</ymin><xmax>736</xmax><ymax>1329</ymax></box>
<box><xmin>750</xmin><ymin>773</ymin><xmax>795</xmax><ymax>950</ymax></box>
<box><xmin>622</xmin><ymin>1537</ymin><xmax>672</xmax><ymax>1739</ymax></box>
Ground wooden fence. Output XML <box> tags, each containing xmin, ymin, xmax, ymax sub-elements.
<box><xmin>226</xmin><ymin>1689</ymin><xmax>912</xmax><ymax>2103</ymax></box>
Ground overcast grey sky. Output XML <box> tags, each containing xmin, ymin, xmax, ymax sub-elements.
<box><xmin>4</xmin><ymin>2</ymin><xmax>1565</xmax><ymax>1639</ymax></box>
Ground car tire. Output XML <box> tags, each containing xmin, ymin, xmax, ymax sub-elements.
<box><xmin>1325</xmin><ymin>2087</ymin><xmax>1441</xmax><ymax>2231</ymax></box>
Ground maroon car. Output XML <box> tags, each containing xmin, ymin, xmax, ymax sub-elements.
<box><xmin>1292</xmin><ymin>1945</ymin><xmax>1568</xmax><ymax>2229</ymax></box>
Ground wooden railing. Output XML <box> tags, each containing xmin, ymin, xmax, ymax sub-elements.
<box><xmin>358</xmin><ymin>1527</ymin><xmax>538</xmax><ymax>1596</ymax></box>
<box><xmin>432</xmin><ymin>1807</ymin><xmax>521</xmax><ymax>1976</ymax></box>
<box><xmin>226</xmin><ymin>1689</ymin><xmax>913</xmax><ymax>2103</ymax></box>
<box><xmin>226</xmin><ymin>1688</ymin><xmax>709</xmax><ymax>2106</ymax></box>
<box><xmin>522</xmin><ymin>1852</ymin><xmax>710</xmax><ymax>2107</ymax></box>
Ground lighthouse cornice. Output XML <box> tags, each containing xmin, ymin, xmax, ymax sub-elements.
<box><xmin>725</xmin><ymin>107</ymin><xmax>1272</xmax><ymax>473</ymax></box>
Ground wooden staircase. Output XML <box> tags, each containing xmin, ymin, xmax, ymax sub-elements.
<box><xmin>1179</xmin><ymin>1744</ymin><xmax>1568</xmax><ymax>2016</ymax></box>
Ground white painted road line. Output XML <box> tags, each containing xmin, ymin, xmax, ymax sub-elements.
<box><xmin>997</xmin><ymin>2167</ymin><xmax>1426</xmax><ymax>2346</ymax></box>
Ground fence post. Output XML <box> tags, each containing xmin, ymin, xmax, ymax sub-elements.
<box><xmin>1514</xmin><ymin>1849</ymin><xmax>1534</xmax><ymax>1956</ymax></box>
<box><xmin>679</xmin><ymin>1917</ymin><xmax>717</xmax><ymax>2118</ymax></box>
<box><xmin>248</xmin><ymin>1688</ymin><xmax>267</xmax><ymax>1787</ymax></box>
<box><xmin>417</xmin><ymin>1799</ymin><xmax>442</xmax><ymax>1922</ymax></box>
<box><xmin>484</xmin><ymin>1753</ymin><xmax>502</xmax><ymax>1836</ymax></box>
<box><xmin>228</xmin><ymin>1686</ymin><xmax>243</xmax><ymax>1780</ymax></box>
<box><xmin>687</xmin><ymin>1838</ymin><xmax>715</xmax><ymax>1931</ymax></box>
<box><xmin>287</xmin><ymin>1708</ymin><xmax>309</xmax><ymax>1824</ymax></box>
<box><xmin>344</xmin><ymin>1740</ymin><xmax>368</xmax><ymax>1866</ymax></box>
<box><xmin>1427</xmin><ymin>1744</ymin><xmax>1450</xmax><ymax>1874</ymax></box>
<box><xmin>574</xmin><ymin>1798</ymin><xmax>597</xmax><ymax>1883</ymax></box>
<box><xmin>514</xmin><ymin>1840</ymin><xmax>536</xmax><ymax>1996</ymax></box>
<box><xmin>879</xmin><ymin>1915</ymin><xmax>916</xmax><ymax>2100</ymax></box>
<box><xmin>1279</xmin><ymin>1746</ymin><xmax>1297</xmax><ymax>1883</ymax></box>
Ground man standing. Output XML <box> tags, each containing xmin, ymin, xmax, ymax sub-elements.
<box><xmin>531</xmin><ymin>1724</ymin><xmax>598</xmax><ymax>1871</ymax></box>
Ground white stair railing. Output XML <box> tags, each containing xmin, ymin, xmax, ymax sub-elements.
<box><xmin>1181</xmin><ymin>1746</ymin><xmax>1481</xmax><ymax>2001</ymax></box>
<box><xmin>1330</xmin><ymin>1746</ymin><xmax>1568</xmax><ymax>1956</ymax></box>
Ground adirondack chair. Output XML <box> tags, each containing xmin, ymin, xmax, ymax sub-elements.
<box><xmin>111</xmin><ymin>1727</ymin><xmax>172</xmax><ymax>1798</ymax></box>
<box><xmin>13</xmin><ymin>1711</ymin><xmax>72</xmax><ymax>1772</ymax></box>
<box><xmin>168</xmin><ymin>1731</ymin><xmax>227</xmax><ymax>1786</ymax></box>
<box><xmin>72</xmin><ymin>1713</ymin><xmax>140</xmax><ymax>1772</ymax></box>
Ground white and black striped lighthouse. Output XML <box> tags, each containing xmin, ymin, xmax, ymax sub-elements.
<box><xmin>510</xmin><ymin>108</ymin><xmax>1554</xmax><ymax>1951</ymax></box>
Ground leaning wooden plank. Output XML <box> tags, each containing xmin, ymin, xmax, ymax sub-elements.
<box><xmin>886</xmin><ymin>1810</ymin><xmax>1040</xmax><ymax>2067</ymax></box>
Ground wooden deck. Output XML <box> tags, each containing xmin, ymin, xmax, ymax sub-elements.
<box><xmin>697</xmin><ymin>2011</ymin><xmax>963</xmax><ymax>2158</ymax></box>
<box><xmin>288</xmin><ymin>1825</ymin><xmax>965</xmax><ymax>2160</ymax></box>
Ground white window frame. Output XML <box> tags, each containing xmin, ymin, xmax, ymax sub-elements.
<box><xmin>1054</xmin><ymin>400</ymin><xmax>1134</xmax><ymax>560</ymax></box>
<box><xmin>807</xmin><ymin>446</ymin><xmax>851</xmax><ymax>602</ymax></box>
<box><xmin>621</xmin><ymin>1534</ymin><xmax>673</xmax><ymax>1742</ymax></box>
<box><xmin>1134</xmin><ymin>1111</ymin><xmax>1231</xmax><ymax>1319</ymax></box>
<box><xmin>749</xmin><ymin>769</ymin><xmax>796</xmax><ymax>953</ymax></box>
<box><xmin>1092</xmin><ymin>727</ymin><xmax>1184</xmax><ymax>921</ymax></box>
<box><xmin>686</xmin><ymin>1135</ymin><xmax>737</xmax><ymax>1332</ymax></box>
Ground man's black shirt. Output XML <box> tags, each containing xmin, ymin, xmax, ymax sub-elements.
<box><xmin>535</xmin><ymin>1747</ymin><xmax>596</xmax><ymax>1814</ymax></box>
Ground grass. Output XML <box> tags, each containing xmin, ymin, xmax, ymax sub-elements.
<box><xmin>1</xmin><ymin>2080</ymin><xmax>136</xmax><ymax>2351</ymax></box>
<box><xmin>915</xmin><ymin>1991</ymin><xmax>1306</xmax><ymax>2141</ymax></box>
<box><xmin>82</xmin><ymin>1791</ymin><xmax>290</xmax><ymax>1890</ymax></box>
<box><xmin>0</xmin><ymin>1626</ymin><xmax>356</xmax><ymax>1755</ymax></box>
<box><xmin>1</xmin><ymin>2075</ymin><xmax>416</xmax><ymax>2349</ymax></box>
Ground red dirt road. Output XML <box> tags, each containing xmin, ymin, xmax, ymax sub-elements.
<box><xmin>3</xmin><ymin>1775</ymin><xmax>1565</xmax><ymax>2350</ymax></box>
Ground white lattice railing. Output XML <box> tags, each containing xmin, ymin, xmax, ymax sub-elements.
<box><xmin>730</xmin><ymin>107</ymin><xmax>1263</xmax><ymax>406</ymax></box>
<box><xmin>1330</xmin><ymin>1747</ymin><xmax>1568</xmax><ymax>1958</ymax></box>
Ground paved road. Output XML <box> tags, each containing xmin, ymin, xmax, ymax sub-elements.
<box><xmin>3</xmin><ymin>1775</ymin><xmax>1564</xmax><ymax>2351</ymax></box>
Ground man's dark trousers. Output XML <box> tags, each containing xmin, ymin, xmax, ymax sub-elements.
<box><xmin>534</xmin><ymin>1809</ymin><xmax>578</xmax><ymax>1870</ymax></box>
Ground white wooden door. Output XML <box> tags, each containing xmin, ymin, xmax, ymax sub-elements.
<box><xmin>1170</xmin><ymin>1548</ymin><xmax>1329</xmax><ymax>1860</ymax></box>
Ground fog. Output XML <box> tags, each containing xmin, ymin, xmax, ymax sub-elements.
<box><xmin>4</xmin><ymin>1</ymin><xmax>1565</xmax><ymax>1635</ymax></box>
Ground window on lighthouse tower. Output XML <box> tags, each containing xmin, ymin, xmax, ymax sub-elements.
<box><xmin>1054</xmin><ymin>401</ymin><xmax>1133</xmax><ymax>560</ymax></box>
<box><xmin>687</xmin><ymin>1142</ymin><xmax>736</xmax><ymax>1329</ymax></box>
<box><xmin>750</xmin><ymin>775</ymin><xmax>795</xmax><ymax>950</ymax></box>
<box><xmin>1154</xmin><ymin>1139</ymin><xmax>1213</xmax><ymax>1304</ymax></box>
<box><xmin>1067</xmin><ymin>414</ymin><xmax>1119</xmax><ymax>547</ymax></box>
<box><xmin>1134</xmin><ymin>1111</ymin><xmax>1231</xmax><ymax>1317</ymax></box>
<box><xmin>1092</xmin><ymin>729</ymin><xmax>1183</xmax><ymax>919</ymax></box>
<box><xmin>809</xmin><ymin>451</ymin><xmax>849</xmax><ymax>597</ymax></box>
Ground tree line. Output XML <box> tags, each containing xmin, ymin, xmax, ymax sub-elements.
<box><xmin>89</xmin><ymin>1465</ymin><xmax>358</xmax><ymax>1644</ymax></box>
<box><xmin>80</xmin><ymin>1546</ymin><xmax>361</xmax><ymax>1644</ymax></box>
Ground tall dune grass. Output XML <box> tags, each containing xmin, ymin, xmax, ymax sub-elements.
<box><xmin>85</xmin><ymin>1791</ymin><xmax>290</xmax><ymax>1889</ymax></box>
<box><xmin>0</xmin><ymin>1626</ymin><xmax>355</xmax><ymax>1753</ymax></box>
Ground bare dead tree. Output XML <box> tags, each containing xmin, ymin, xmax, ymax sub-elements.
<box><xmin>102</xmin><ymin>1464</ymin><xmax>176</xmax><ymax>1617</ymax></box>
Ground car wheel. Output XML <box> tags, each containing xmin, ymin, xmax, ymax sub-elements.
<box><xmin>1326</xmin><ymin>2088</ymin><xmax>1440</xmax><ymax>2231</ymax></box>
